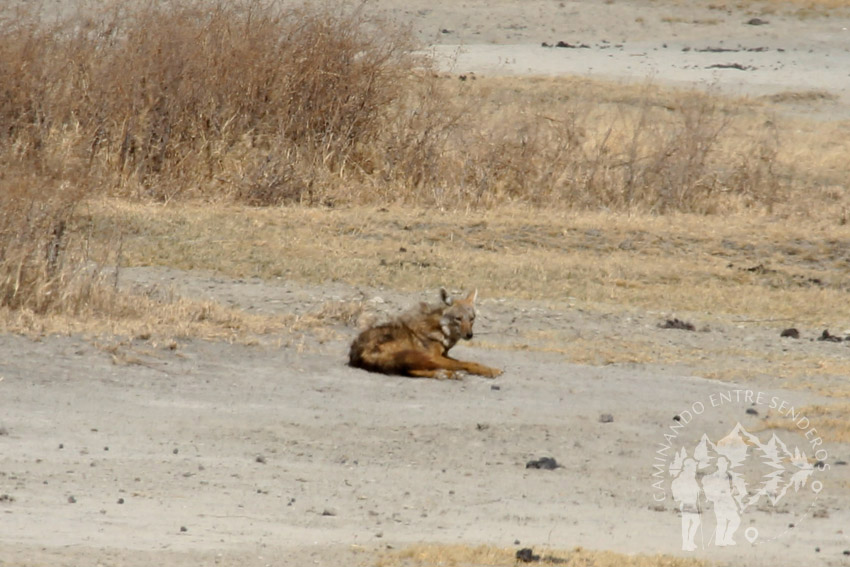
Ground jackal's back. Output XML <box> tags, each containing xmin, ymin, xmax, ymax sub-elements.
<box><xmin>348</xmin><ymin>303</ymin><xmax>443</xmax><ymax>372</ymax></box>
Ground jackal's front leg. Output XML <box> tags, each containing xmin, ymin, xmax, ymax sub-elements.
<box><xmin>406</xmin><ymin>354</ymin><xmax>501</xmax><ymax>380</ymax></box>
<box><xmin>408</xmin><ymin>368</ymin><xmax>463</xmax><ymax>380</ymax></box>
<box><xmin>426</xmin><ymin>355</ymin><xmax>502</xmax><ymax>379</ymax></box>
<box><xmin>451</xmin><ymin>359</ymin><xmax>502</xmax><ymax>378</ymax></box>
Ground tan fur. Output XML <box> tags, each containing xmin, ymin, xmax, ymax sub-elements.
<box><xmin>348</xmin><ymin>289</ymin><xmax>502</xmax><ymax>380</ymax></box>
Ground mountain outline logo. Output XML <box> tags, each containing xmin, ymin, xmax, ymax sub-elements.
<box><xmin>651</xmin><ymin>391</ymin><xmax>828</xmax><ymax>551</ymax></box>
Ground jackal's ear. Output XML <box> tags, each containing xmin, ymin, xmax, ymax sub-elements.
<box><xmin>439</xmin><ymin>287</ymin><xmax>453</xmax><ymax>305</ymax></box>
<box><xmin>464</xmin><ymin>289</ymin><xmax>478</xmax><ymax>303</ymax></box>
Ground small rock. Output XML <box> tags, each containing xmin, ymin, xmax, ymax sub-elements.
<box><xmin>780</xmin><ymin>328</ymin><xmax>800</xmax><ymax>339</ymax></box>
<box><xmin>818</xmin><ymin>330</ymin><xmax>842</xmax><ymax>342</ymax></box>
<box><xmin>707</xmin><ymin>62</ymin><xmax>752</xmax><ymax>71</ymax></box>
<box><xmin>322</xmin><ymin>508</ymin><xmax>337</xmax><ymax>516</ymax></box>
<box><xmin>555</xmin><ymin>40</ymin><xmax>589</xmax><ymax>48</ymax></box>
<box><xmin>526</xmin><ymin>457</ymin><xmax>560</xmax><ymax>470</ymax></box>
<box><xmin>746</xmin><ymin>17</ymin><xmax>769</xmax><ymax>25</ymax></box>
<box><xmin>67</xmin><ymin>496</ymin><xmax>77</xmax><ymax>504</ymax></box>
<box><xmin>746</xmin><ymin>408</ymin><xmax>759</xmax><ymax>416</ymax></box>
<box><xmin>659</xmin><ymin>318</ymin><xmax>695</xmax><ymax>331</ymax></box>
<box><xmin>599</xmin><ymin>413</ymin><xmax>614</xmax><ymax>423</ymax></box>
<box><xmin>516</xmin><ymin>548</ymin><xmax>540</xmax><ymax>563</ymax></box>
<box><xmin>180</xmin><ymin>526</ymin><xmax>188</xmax><ymax>532</ymax></box>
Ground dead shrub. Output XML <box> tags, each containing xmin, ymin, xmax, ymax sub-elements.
<box><xmin>1</xmin><ymin>1</ymin><xmax>790</xmax><ymax>213</ymax></box>
<box><xmin>0</xmin><ymin>163</ymin><xmax>88</xmax><ymax>315</ymax></box>
<box><xmin>0</xmin><ymin>0</ymin><xmax>421</xmax><ymax>204</ymax></box>
<box><xmin>2</xmin><ymin>2</ymin><xmax>789</xmax><ymax>213</ymax></box>
<box><xmin>439</xmin><ymin>91</ymin><xmax>786</xmax><ymax>213</ymax></box>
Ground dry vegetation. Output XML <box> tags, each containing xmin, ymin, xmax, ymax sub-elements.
<box><xmin>91</xmin><ymin>201</ymin><xmax>850</xmax><ymax>325</ymax></box>
<box><xmin>375</xmin><ymin>543</ymin><xmax>707</xmax><ymax>567</ymax></box>
<box><xmin>0</xmin><ymin>2</ymin><xmax>848</xmax><ymax>562</ymax></box>
<box><xmin>758</xmin><ymin>402</ymin><xmax>850</xmax><ymax>443</ymax></box>
<box><xmin>0</xmin><ymin>0</ymin><xmax>849</xmax><ymax>339</ymax></box>
<box><xmin>5</xmin><ymin>0</ymin><xmax>847</xmax><ymax>209</ymax></box>
<box><xmin>0</xmin><ymin>0</ymin><xmax>811</xmax><ymax>212</ymax></box>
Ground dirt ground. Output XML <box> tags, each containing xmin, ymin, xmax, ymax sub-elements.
<box><xmin>385</xmin><ymin>0</ymin><xmax>850</xmax><ymax>119</ymax></box>
<box><xmin>3</xmin><ymin>1</ymin><xmax>850</xmax><ymax>566</ymax></box>
<box><xmin>2</xmin><ymin>267</ymin><xmax>850</xmax><ymax>566</ymax></box>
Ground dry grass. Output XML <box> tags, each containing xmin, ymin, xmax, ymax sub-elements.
<box><xmin>2</xmin><ymin>1</ymin><xmax>838</xmax><ymax>213</ymax></box>
<box><xmin>759</xmin><ymin>402</ymin><xmax>850</xmax><ymax>443</ymax></box>
<box><xmin>375</xmin><ymin>543</ymin><xmax>707</xmax><ymax>567</ymax></box>
<box><xmin>762</xmin><ymin>90</ymin><xmax>839</xmax><ymax>104</ymax></box>
<box><xmin>0</xmin><ymin>0</ymin><xmax>419</xmax><ymax>334</ymax></box>
<box><xmin>90</xmin><ymin>200</ymin><xmax>850</xmax><ymax>326</ymax></box>
<box><xmin>1</xmin><ymin>0</ymin><xmax>849</xmax><ymax>338</ymax></box>
<box><xmin>709</xmin><ymin>0</ymin><xmax>850</xmax><ymax>13</ymax></box>
<box><xmin>427</xmin><ymin>77</ymin><xmax>787</xmax><ymax>213</ymax></box>
<box><xmin>0</xmin><ymin>169</ymin><xmax>99</xmax><ymax>319</ymax></box>
<box><xmin>66</xmin><ymin>198</ymin><xmax>850</xmax><ymax>388</ymax></box>
<box><xmin>0</xmin><ymin>0</ymin><xmax>421</xmax><ymax>204</ymax></box>
<box><xmin>0</xmin><ymin>266</ymin><xmax>362</xmax><ymax>343</ymax></box>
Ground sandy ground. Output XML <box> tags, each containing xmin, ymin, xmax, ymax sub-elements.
<box><xmin>2</xmin><ymin>268</ymin><xmax>850</xmax><ymax>566</ymax></box>
<box><xmin>390</xmin><ymin>0</ymin><xmax>850</xmax><ymax>119</ymax></box>
<box><xmin>3</xmin><ymin>1</ymin><xmax>850</xmax><ymax>566</ymax></box>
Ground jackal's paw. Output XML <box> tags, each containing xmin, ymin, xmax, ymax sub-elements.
<box><xmin>479</xmin><ymin>366</ymin><xmax>503</xmax><ymax>378</ymax></box>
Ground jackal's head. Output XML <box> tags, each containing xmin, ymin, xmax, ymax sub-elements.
<box><xmin>439</xmin><ymin>288</ymin><xmax>478</xmax><ymax>344</ymax></box>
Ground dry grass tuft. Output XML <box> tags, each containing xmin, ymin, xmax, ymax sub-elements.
<box><xmin>291</xmin><ymin>300</ymin><xmax>369</xmax><ymax>331</ymax></box>
<box><xmin>0</xmin><ymin>168</ymin><xmax>95</xmax><ymax>318</ymax></box>
<box><xmin>763</xmin><ymin>90</ymin><xmax>839</xmax><ymax>104</ymax></box>
<box><xmin>0</xmin><ymin>0</ymin><xmax>421</xmax><ymax>204</ymax></box>
<box><xmin>760</xmin><ymin>403</ymin><xmax>850</xmax><ymax>443</ymax></box>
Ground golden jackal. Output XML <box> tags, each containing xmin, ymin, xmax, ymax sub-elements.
<box><xmin>348</xmin><ymin>288</ymin><xmax>502</xmax><ymax>379</ymax></box>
